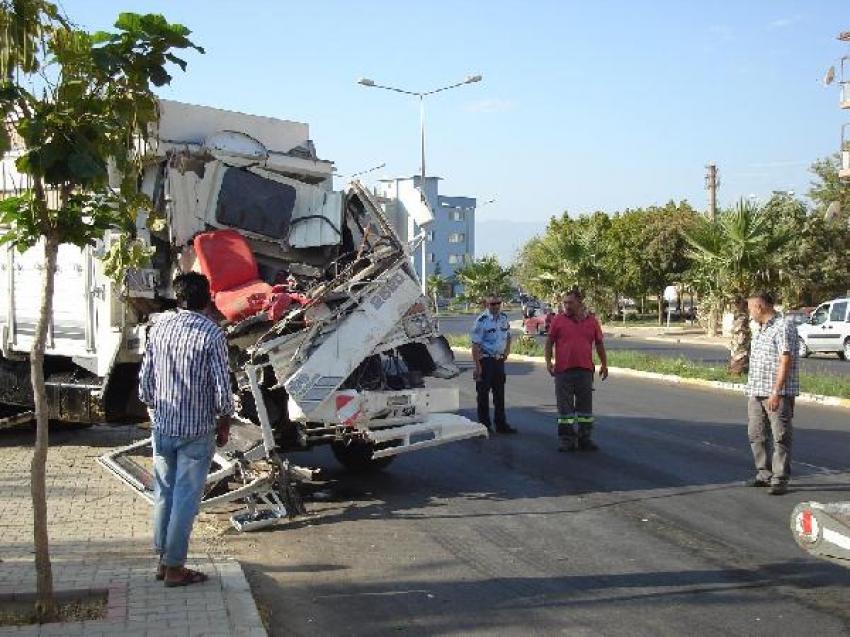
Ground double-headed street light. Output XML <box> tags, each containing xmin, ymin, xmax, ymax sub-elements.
<box><xmin>358</xmin><ymin>74</ymin><xmax>483</xmax><ymax>293</ymax></box>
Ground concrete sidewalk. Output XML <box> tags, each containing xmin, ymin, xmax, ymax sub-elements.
<box><xmin>0</xmin><ymin>424</ymin><xmax>266</xmax><ymax>637</ymax></box>
<box><xmin>603</xmin><ymin>324</ymin><xmax>728</xmax><ymax>348</ymax></box>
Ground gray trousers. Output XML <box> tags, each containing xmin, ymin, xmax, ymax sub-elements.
<box><xmin>747</xmin><ymin>396</ymin><xmax>794</xmax><ymax>485</ymax></box>
<box><xmin>555</xmin><ymin>369</ymin><xmax>594</xmax><ymax>441</ymax></box>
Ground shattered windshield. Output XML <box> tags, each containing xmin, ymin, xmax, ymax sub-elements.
<box><xmin>216</xmin><ymin>168</ymin><xmax>296</xmax><ymax>240</ymax></box>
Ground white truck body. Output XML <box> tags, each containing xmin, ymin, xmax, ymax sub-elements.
<box><xmin>1</xmin><ymin>101</ymin><xmax>486</xmax><ymax>499</ymax></box>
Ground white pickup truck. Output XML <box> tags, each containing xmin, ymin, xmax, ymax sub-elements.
<box><xmin>0</xmin><ymin>100</ymin><xmax>486</xmax><ymax>529</ymax></box>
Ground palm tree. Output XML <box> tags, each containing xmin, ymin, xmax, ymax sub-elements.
<box><xmin>454</xmin><ymin>256</ymin><xmax>512</xmax><ymax>305</ymax></box>
<box><xmin>425</xmin><ymin>273</ymin><xmax>446</xmax><ymax>312</ymax></box>
<box><xmin>682</xmin><ymin>200</ymin><xmax>790</xmax><ymax>373</ymax></box>
<box><xmin>522</xmin><ymin>218</ymin><xmax>612</xmax><ymax>315</ymax></box>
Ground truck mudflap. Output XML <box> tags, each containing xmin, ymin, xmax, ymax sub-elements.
<box><xmin>367</xmin><ymin>413</ymin><xmax>488</xmax><ymax>459</ymax></box>
<box><xmin>791</xmin><ymin>501</ymin><xmax>850</xmax><ymax>566</ymax></box>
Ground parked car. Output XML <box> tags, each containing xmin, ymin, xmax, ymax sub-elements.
<box><xmin>618</xmin><ymin>298</ymin><xmax>638</xmax><ymax>318</ymax></box>
<box><xmin>783</xmin><ymin>307</ymin><xmax>815</xmax><ymax>328</ymax></box>
<box><xmin>521</xmin><ymin>298</ymin><xmax>542</xmax><ymax>318</ymax></box>
<box><xmin>796</xmin><ymin>298</ymin><xmax>850</xmax><ymax>359</ymax></box>
<box><xmin>524</xmin><ymin>306</ymin><xmax>555</xmax><ymax>335</ymax></box>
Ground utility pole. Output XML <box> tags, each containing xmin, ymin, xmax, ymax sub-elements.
<box><xmin>358</xmin><ymin>74</ymin><xmax>482</xmax><ymax>293</ymax></box>
<box><xmin>705</xmin><ymin>163</ymin><xmax>719</xmax><ymax>221</ymax></box>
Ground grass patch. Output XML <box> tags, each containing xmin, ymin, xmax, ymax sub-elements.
<box><xmin>445</xmin><ymin>334</ymin><xmax>544</xmax><ymax>357</ymax></box>
<box><xmin>445</xmin><ymin>334</ymin><xmax>850</xmax><ymax>399</ymax></box>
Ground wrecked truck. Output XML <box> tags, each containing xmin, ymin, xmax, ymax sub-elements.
<box><xmin>0</xmin><ymin>100</ymin><xmax>487</xmax><ymax>529</ymax></box>
<box><xmin>791</xmin><ymin>502</ymin><xmax>850</xmax><ymax>569</ymax></box>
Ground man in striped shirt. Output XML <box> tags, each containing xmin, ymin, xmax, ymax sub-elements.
<box><xmin>139</xmin><ymin>272</ymin><xmax>234</xmax><ymax>587</ymax></box>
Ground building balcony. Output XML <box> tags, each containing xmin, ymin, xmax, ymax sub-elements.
<box><xmin>841</xmin><ymin>150</ymin><xmax>850</xmax><ymax>180</ymax></box>
<box><xmin>842</xmin><ymin>82</ymin><xmax>850</xmax><ymax>109</ymax></box>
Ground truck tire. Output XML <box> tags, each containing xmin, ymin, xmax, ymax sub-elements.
<box><xmin>840</xmin><ymin>338</ymin><xmax>850</xmax><ymax>361</ymax></box>
<box><xmin>331</xmin><ymin>441</ymin><xmax>395</xmax><ymax>473</ymax></box>
<box><xmin>799</xmin><ymin>339</ymin><xmax>810</xmax><ymax>358</ymax></box>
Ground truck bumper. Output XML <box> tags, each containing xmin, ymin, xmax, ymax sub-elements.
<box><xmin>367</xmin><ymin>413</ymin><xmax>488</xmax><ymax>459</ymax></box>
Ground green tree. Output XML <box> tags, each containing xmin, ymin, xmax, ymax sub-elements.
<box><xmin>0</xmin><ymin>1</ymin><xmax>201</xmax><ymax>618</ymax></box>
<box><xmin>425</xmin><ymin>273</ymin><xmax>445</xmax><ymax>311</ymax></box>
<box><xmin>514</xmin><ymin>212</ymin><xmax>615</xmax><ymax>315</ymax></box>
<box><xmin>640</xmin><ymin>202</ymin><xmax>699</xmax><ymax>325</ymax></box>
<box><xmin>682</xmin><ymin>200</ymin><xmax>790</xmax><ymax>372</ymax></box>
<box><xmin>784</xmin><ymin>156</ymin><xmax>850</xmax><ymax>306</ymax></box>
<box><xmin>809</xmin><ymin>154</ymin><xmax>850</xmax><ymax>218</ymax></box>
<box><xmin>454</xmin><ymin>255</ymin><xmax>512</xmax><ymax>305</ymax></box>
<box><xmin>609</xmin><ymin>202</ymin><xmax>697</xmax><ymax>324</ymax></box>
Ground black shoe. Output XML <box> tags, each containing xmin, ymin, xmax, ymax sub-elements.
<box><xmin>745</xmin><ymin>478</ymin><xmax>770</xmax><ymax>488</ymax></box>
<box><xmin>495</xmin><ymin>424</ymin><xmax>517</xmax><ymax>434</ymax></box>
<box><xmin>577</xmin><ymin>438</ymin><xmax>598</xmax><ymax>451</ymax></box>
<box><xmin>769</xmin><ymin>483</ymin><xmax>788</xmax><ymax>496</ymax></box>
<box><xmin>558</xmin><ymin>439</ymin><xmax>577</xmax><ymax>452</ymax></box>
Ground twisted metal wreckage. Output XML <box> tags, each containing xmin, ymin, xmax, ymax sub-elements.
<box><xmin>0</xmin><ymin>101</ymin><xmax>487</xmax><ymax>531</ymax></box>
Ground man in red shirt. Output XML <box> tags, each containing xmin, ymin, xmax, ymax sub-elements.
<box><xmin>544</xmin><ymin>289</ymin><xmax>608</xmax><ymax>452</ymax></box>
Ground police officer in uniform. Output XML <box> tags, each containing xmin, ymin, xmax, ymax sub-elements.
<box><xmin>471</xmin><ymin>295</ymin><xmax>517</xmax><ymax>434</ymax></box>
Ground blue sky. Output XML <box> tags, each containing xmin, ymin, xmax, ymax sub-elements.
<box><xmin>63</xmin><ymin>1</ymin><xmax>848</xmax><ymax>231</ymax></box>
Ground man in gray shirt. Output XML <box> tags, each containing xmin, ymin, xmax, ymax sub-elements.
<box><xmin>745</xmin><ymin>290</ymin><xmax>799</xmax><ymax>496</ymax></box>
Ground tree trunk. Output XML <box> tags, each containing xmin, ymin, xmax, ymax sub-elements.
<box><xmin>657</xmin><ymin>289</ymin><xmax>664</xmax><ymax>326</ymax></box>
<box><xmin>728</xmin><ymin>299</ymin><xmax>751</xmax><ymax>376</ymax></box>
<box><xmin>31</xmin><ymin>232</ymin><xmax>58</xmax><ymax>621</ymax></box>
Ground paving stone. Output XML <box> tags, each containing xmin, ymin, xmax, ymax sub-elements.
<box><xmin>0</xmin><ymin>425</ymin><xmax>266</xmax><ymax>637</ymax></box>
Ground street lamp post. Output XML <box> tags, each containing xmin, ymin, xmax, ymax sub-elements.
<box><xmin>358</xmin><ymin>74</ymin><xmax>482</xmax><ymax>294</ymax></box>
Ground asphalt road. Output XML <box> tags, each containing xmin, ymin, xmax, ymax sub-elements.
<box><xmin>226</xmin><ymin>356</ymin><xmax>850</xmax><ymax>636</ymax></box>
<box><xmin>437</xmin><ymin>315</ymin><xmax>850</xmax><ymax>377</ymax></box>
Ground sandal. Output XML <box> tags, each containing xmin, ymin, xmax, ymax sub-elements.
<box><xmin>164</xmin><ymin>567</ymin><xmax>209</xmax><ymax>587</ymax></box>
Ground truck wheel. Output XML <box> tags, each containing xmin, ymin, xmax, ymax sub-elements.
<box><xmin>799</xmin><ymin>339</ymin><xmax>810</xmax><ymax>358</ymax></box>
<box><xmin>840</xmin><ymin>338</ymin><xmax>850</xmax><ymax>361</ymax></box>
<box><xmin>331</xmin><ymin>441</ymin><xmax>395</xmax><ymax>473</ymax></box>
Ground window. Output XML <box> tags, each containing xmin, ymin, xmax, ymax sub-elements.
<box><xmin>216</xmin><ymin>168</ymin><xmax>295</xmax><ymax>239</ymax></box>
<box><xmin>464</xmin><ymin>254</ymin><xmax>473</xmax><ymax>262</ymax></box>
<box><xmin>830</xmin><ymin>301</ymin><xmax>848</xmax><ymax>322</ymax></box>
<box><xmin>428</xmin><ymin>252</ymin><xmax>436</xmax><ymax>263</ymax></box>
<box><xmin>450</xmin><ymin>210</ymin><xmax>464</xmax><ymax>221</ymax></box>
<box><xmin>448</xmin><ymin>233</ymin><xmax>465</xmax><ymax>243</ymax></box>
<box><xmin>448</xmin><ymin>254</ymin><xmax>462</xmax><ymax>264</ymax></box>
<box><xmin>811</xmin><ymin>304</ymin><xmax>830</xmax><ymax>326</ymax></box>
<box><xmin>427</xmin><ymin>231</ymin><xmax>435</xmax><ymax>241</ymax></box>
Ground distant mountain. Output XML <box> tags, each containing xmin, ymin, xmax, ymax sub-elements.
<box><xmin>475</xmin><ymin>219</ymin><xmax>545</xmax><ymax>265</ymax></box>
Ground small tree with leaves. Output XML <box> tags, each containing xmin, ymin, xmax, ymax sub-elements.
<box><xmin>425</xmin><ymin>273</ymin><xmax>445</xmax><ymax>312</ymax></box>
<box><xmin>0</xmin><ymin>1</ymin><xmax>201</xmax><ymax>619</ymax></box>
<box><xmin>682</xmin><ymin>199</ymin><xmax>790</xmax><ymax>373</ymax></box>
<box><xmin>454</xmin><ymin>255</ymin><xmax>513</xmax><ymax>306</ymax></box>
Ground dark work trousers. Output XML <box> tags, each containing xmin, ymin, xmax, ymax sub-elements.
<box><xmin>554</xmin><ymin>368</ymin><xmax>594</xmax><ymax>444</ymax></box>
<box><xmin>476</xmin><ymin>357</ymin><xmax>506</xmax><ymax>429</ymax></box>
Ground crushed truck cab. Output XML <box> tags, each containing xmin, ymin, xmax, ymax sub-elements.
<box><xmin>1</xmin><ymin>100</ymin><xmax>486</xmax><ymax>528</ymax></box>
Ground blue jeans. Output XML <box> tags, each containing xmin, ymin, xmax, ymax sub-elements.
<box><xmin>152</xmin><ymin>430</ymin><xmax>216</xmax><ymax>567</ymax></box>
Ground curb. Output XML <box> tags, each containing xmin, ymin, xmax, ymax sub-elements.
<box><xmin>603</xmin><ymin>331</ymin><xmax>728</xmax><ymax>348</ymax></box>
<box><xmin>215</xmin><ymin>558</ymin><xmax>268</xmax><ymax>636</ymax></box>
<box><xmin>452</xmin><ymin>347</ymin><xmax>850</xmax><ymax>410</ymax></box>
<box><xmin>632</xmin><ymin>335</ymin><xmax>727</xmax><ymax>348</ymax></box>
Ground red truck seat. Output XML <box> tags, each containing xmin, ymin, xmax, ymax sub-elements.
<box><xmin>193</xmin><ymin>229</ymin><xmax>274</xmax><ymax>321</ymax></box>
